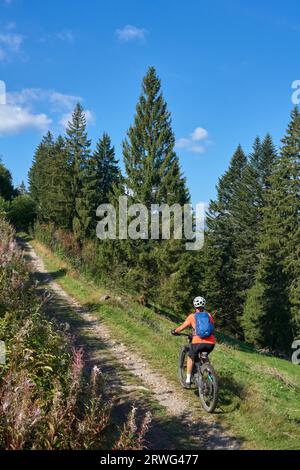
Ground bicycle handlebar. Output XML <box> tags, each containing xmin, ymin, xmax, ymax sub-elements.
<box><xmin>171</xmin><ymin>331</ymin><xmax>193</xmax><ymax>340</ymax></box>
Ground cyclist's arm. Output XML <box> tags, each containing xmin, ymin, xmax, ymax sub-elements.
<box><xmin>175</xmin><ymin>314</ymin><xmax>192</xmax><ymax>333</ymax></box>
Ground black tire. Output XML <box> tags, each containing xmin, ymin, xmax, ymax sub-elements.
<box><xmin>198</xmin><ymin>363</ymin><xmax>218</xmax><ymax>413</ymax></box>
<box><xmin>178</xmin><ymin>346</ymin><xmax>191</xmax><ymax>389</ymax></box>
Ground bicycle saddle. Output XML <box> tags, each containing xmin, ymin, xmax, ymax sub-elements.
<box><xmin>200</xmin><ymin>352</ymin><xmax>208</xmax><ymax>360</ymax></box>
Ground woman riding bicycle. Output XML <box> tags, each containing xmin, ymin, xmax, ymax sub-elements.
<box><xmin>171</xmin><ymin>296</ymin><xmax>215</xmax><ymax>388</ymax></box>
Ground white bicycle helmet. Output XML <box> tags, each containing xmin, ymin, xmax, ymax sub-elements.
<box><xmin>193</xmin><ymin>296</ymin><xmax>206</xmax><ymax>308</ymax></box>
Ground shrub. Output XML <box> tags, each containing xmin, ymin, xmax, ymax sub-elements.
<box><xmin>0</xmin><ymin>197</ymin><xmax>8</xmax><ymax>219</ymax></box>
<box><xmin>8</xmin><ymin>195</ymin><xmax>36</xmax><ymax>231</ymax></box>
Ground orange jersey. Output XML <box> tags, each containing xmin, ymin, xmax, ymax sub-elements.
<box><xmin>176</xmin><ymin>312</ymin><xmax>216</xmax><ymax>344</ymax></box>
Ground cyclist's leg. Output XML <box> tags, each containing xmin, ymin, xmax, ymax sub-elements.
<box><xmin>186</xmin><ymin>357</ymin><xmax>193</xmax><ymax>381</ymax></box>
<box><xmin>187</xmin><ymin>344</ymin><xmax>198</xmax><ymax>384</ymax></box>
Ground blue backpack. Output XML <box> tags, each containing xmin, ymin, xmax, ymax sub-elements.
<box><xmin>194</xmin><ymin>312</ymin><xmax>214</xmax><ymax>339</ymax></box>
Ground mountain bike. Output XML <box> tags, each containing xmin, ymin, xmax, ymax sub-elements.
<box><xmin>174</xmin><ymin>332</ymin><xmax>218</xmax><ymax>413</ymax></box>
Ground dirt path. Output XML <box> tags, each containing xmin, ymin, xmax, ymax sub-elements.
<box><xmin>20</xmin><ymin>238</ymin><xmax>240</xmax><ymax>450</ymax></box>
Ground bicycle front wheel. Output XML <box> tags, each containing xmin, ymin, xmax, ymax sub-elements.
<box><xmin>178</xmin><ymin>346</ymin><xmax>190</xmax><ymax>389</ymax></box>
<box><xmin>198</xmin><ymin>363</ymin><xmax>218</xmax><ymax>413</ymax></box>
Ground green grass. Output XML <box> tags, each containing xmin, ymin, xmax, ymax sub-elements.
<box><xmin>27</xmin><ymin>236</ymin><xmax>300</xmax><ymax>450</ymax></box>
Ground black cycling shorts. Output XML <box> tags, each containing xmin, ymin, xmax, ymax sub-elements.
<box><xmin>188</xmin><ymin>343</ymin><xmax>215</xmax><ymax>361</ymax></box>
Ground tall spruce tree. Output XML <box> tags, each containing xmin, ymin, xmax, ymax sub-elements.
<box><xmin>65</xmin><ymin>103</ymin><xmax>91</xmax><ymax>240</ymax></box>
<box><xmin>202</xmin><ymin>145</ymin><xmax>247</xmax><ymax>333</ymax></box>
<box><xmin>242</xmin><ymin>107</ymin><xmax>300</xmax><ymax>352</ymax></box>
<box><xmin>17</xmin><ymin>181</ymin><xmax>27</xmax><ymax>196</ymax></box>
<box><xmin>123</xmin><ymin>66</ymin><xmax>189</xmax><ymax>207</ymax></box>
<box><xmin>121</xmin><ymin>67</ymin><xmax>190</xmax><ymax>307</ymax></box>
<box><xmin>28</xmin><ymin>131</ymin><xmax>55</xmax><ymax>221</ymax></box>
<box><xmin>94</xmin><ymin>133</ymin><xmax>119</xmax><ymax>202</ymax></box>
<box><xmin>232</xmin><ymin>135</ymin><xmax>277</xmax><ymax>310</ymax></box>
<box><xmin>46</xmin><ymin>136</ymin><xmax>73</xmax><ymax>229</ymax></box>
<box><xmin>281</xmin><ymin>107</ymin><xmax>300</xmax><ymax>338</ymax></box>
<box><xmin>87</xmin><ymin>133</ymin><xmax>120</xmax><ymax>235</ymax></box>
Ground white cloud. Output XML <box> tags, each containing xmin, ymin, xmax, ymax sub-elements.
<box><xmin>191</xmin><ymin>127</ymin><xmax>208</xmax><ymax>141</ymax></box>
<box><xmin>0</xmin><ymin>105</ymin><xmax>51</xmax><ymax>135</ymax></box>
<box><xmin>176</xmin><ymin>138</ymin><xmax>192</xmax><ymax>148</ymax></box>
<box><xmin>7</xmin><ymin>88</ymin><xmax>82</xmax><ymax>113</ymax></box>
<box><xmin>189</xmin><ymin>145</ymin><xmax>206</xmax><ymax>153</ymax></box>
<box><xmin>48</xmin><ymin>91</ymin><xmax>81</xmax><ymax>111</ymax></box>
<box><xmin>0</xmin><ymin>32</ymin><xmax>23</xmax><ymax>50</ymax></box>
<box><xmin>175</xmin><ymin>127</ymin><xmax>210</xmax><ymax>154</ymax></box>
<box><xmin>56</xmin><ymin>30</ymin><xmax>74</xmax><ymax>42</ymax></box>
<box><xmin>0</xmin><ymin>31</ymin><xmax>24</xmax><ymax>61</ymax></box>
<box><xmin>7</xmin><ymin>88</ymin><xmax>44</xmax><ymax>107</ymax></box>
<box><xmin>2</xmin><ymin>87</ymin><xmax>94</xmax><ymax>135</ymax></box>
<box><xmin>116</xmin><ymin>25</ymin><xmax>147</xmax><ymax>42</ymax></box>
<box><xmin>39</xmin><ymin>30</ymin><xmax>75</xmax><ymax>44</ymax></box>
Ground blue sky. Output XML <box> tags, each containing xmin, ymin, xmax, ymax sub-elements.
<box><xmin>0</xmin><ymin>0</ymin><xmax>299</xmax><ymax>205</ymax></box>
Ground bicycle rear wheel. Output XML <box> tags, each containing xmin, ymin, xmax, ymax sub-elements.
<box><xmin>198</xmin><ymin>363</ymin><xmax>218</xmax><ymax>413</ymax></box>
